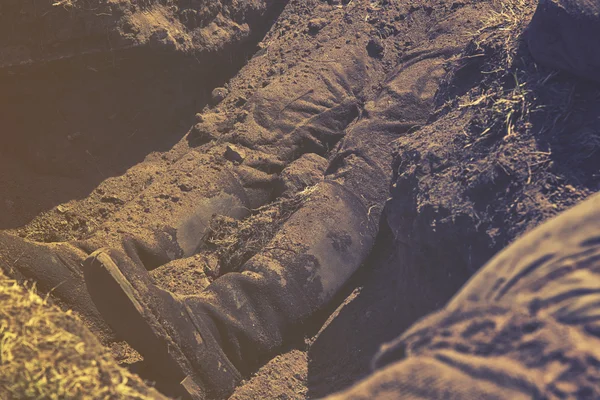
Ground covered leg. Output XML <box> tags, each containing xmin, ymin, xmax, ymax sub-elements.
<box><xmin>0</xmin><ymin>0</ymin><xmax>383</xmax><ymax>327</ymax></box>
<box><xmin>0</xmin><ymin>150</ymin><xmax>255</xmax><ymax>337</ymax></box>
<box><xmin>84</xmin><ymin>180</ymin><xmax>378</xmax><ymax>398</ymax></box>
<box><xmin>82</xmin><ymin>1</ymin><xmax>476</xmax><ymax>397</ymax></box>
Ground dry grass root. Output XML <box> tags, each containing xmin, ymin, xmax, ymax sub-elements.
<box><xmin>0</xmin><ymin>271</ymin><xmax>164</xmax><ymax>400</ymax></box>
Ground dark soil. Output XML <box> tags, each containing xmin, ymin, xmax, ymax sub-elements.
<box><xmin>2</xmin><ymin>0</ymin><xmax>599</xmax><ymax>398</ymax></box>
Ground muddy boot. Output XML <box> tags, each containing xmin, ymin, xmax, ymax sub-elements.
<box><xmin>0</xmin><ymin>232</ymin><xmax>113</xmax><ymax>336</ymax></box>
<box><xmin>83</xmin><ymin>248</ymin><xmax>237</xmax><ymax>400</ymax></box>
<box><xmin>84</xmin><ymin>181</ymin><xmax>378</xmax><ymax>398</ymax></box>
<box><xmin>0</xmin><ymin>150</ymin><xmax>261</xmax><ymax>335</ymax></box>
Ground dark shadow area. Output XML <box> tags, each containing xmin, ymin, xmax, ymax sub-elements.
<box><xmin>0</xmin><ymin>49</ymin><xmax>206</xmax><ymax>229</ymax></box>
<box><xmin>529</xmin><ymin>76</ymin><xmax>600</xmax><ymax>192</ymax></box>
<box><xmin>305</xmin><ymin>211</ymin><xmax>482</xmax><ymax>398</ymax></box>
<box><xmin>126</xmin><ymin>359</ymin><xmax>186</xmax><ymax>399</ymax></box>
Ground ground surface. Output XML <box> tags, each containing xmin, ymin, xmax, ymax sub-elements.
<box><xmin>1</xmin><ymin>0</ymin><xmax>599</xmax><ymax>398</ymax></box>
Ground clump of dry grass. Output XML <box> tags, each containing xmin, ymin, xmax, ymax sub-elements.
<box><xmin>0</xmin><ymin>272</ymin><xmax>165</xmax><ymax>399</ymax></box>
<box><xmin>444</xmin><ymin>0</ymin><xmax>596</xmax><ymax>207</ymax></box>
<box><xmin>205</xmin><ymin>187</ymin><xmax>316</xmax><ymax>275</ymax></box>
<box><xmin>480</xmin><ymin>0</ymin><xmax>532</xmax><ymax>66</ymax></box>
<box><xmin>52</xmin><ymin>0</ymin><xmax>78</xmax><ymax>8</ymax></box>
<box><xmin>457</xmin><ymin>0</ymin><xmax>545</xmax><ymax>141</ymax></box>
<box><xmin>460</xmin><ymin>72</ymin><xmax>532</xmax><ymax>142</ymax></box>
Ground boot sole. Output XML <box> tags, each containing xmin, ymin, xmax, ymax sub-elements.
<box><xmin>84</xmin><ymin>249</ymin><xmax>206</xmax><ymax>400</ymax></box>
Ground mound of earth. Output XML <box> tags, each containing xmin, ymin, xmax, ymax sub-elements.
<box><xmin>0</xmin><ymin>269</ymin><xmax>166</xmax><ymax>400</ymax></box>
<box><xmin>0</xmin><ymin>0</ymin><xmax>280</xmax><ymax>68</ymax></box>
<box><xmin>386</xmin><ymin>0</ymin><xmax>598</xmax><ymax>295</ymax></box>
<box><xmin>528</xmin><ymin>0</ymin><xmax>600</xmax><ymax>83</ymax></box>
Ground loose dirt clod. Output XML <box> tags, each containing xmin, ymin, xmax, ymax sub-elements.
<box><xmin>212</xmin><ymin>87</ymin><xmax>230</xmax><ymax>105</ymax></box>
<box><xmin>367</xmin><ymin>37</ymin><xmax>385</xmax><ymax>58</ymax></box>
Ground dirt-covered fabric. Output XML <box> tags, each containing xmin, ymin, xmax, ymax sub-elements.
<box><xmin>0</xmin><ymin>0</ymin><xmax>387</xmax><ymax>339</ymax></box>
<box><xmin>81</xmin><ymin>180</ymin><xmax>378</xmax><ymax>398</ymax></box>
<box><xmin>81</xmin><ymin>1</ymin><xmax>487</xmax><ymax>397</ymax></box>
<box><xmin>527</xmin><ymin>0</ymin><xmax>600</xmax><ymax>83</ymax></box>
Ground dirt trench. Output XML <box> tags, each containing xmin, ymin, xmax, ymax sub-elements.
<box><xmin>2</xmin><ymin>0</ymin><xmax>599</xmax><ymax>399</ymax></box>
<box><xmin>0</xmin><ymin>0</ymin><xmax>287</xmax><ymax>231</ymax></box>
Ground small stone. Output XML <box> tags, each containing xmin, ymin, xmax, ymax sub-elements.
<box><xmin>367</xmin><ymin>37</ymin><xmax>385</xmax><ymax>58</ymax></box>
<box><xmin>100</xmin><ymin>195</ymin><xmax>125</xmax><ymax>205</ymax></box>
<box><xmin>224</xmin><ymin>145</ymin><xmax>247</xmax><ymax>164</ymax></box>
<box><xmin>179</xmin><ymin>183</ymin><xmax>193</xmax><ymax>192</ymax></box>
<box><xmin>308</xmin><ymin>18</ymin><xmax>328</xmax><ymax>34</ymax></box>
<box><xmin>211</xmin><ymin>87</ymin><xmax>228</xmax><ymax>104</ymax></box>
<box><xmin>195</xmin><ymin>113</ymin><xmax>204</xmax><ymax>123</ymax></box>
